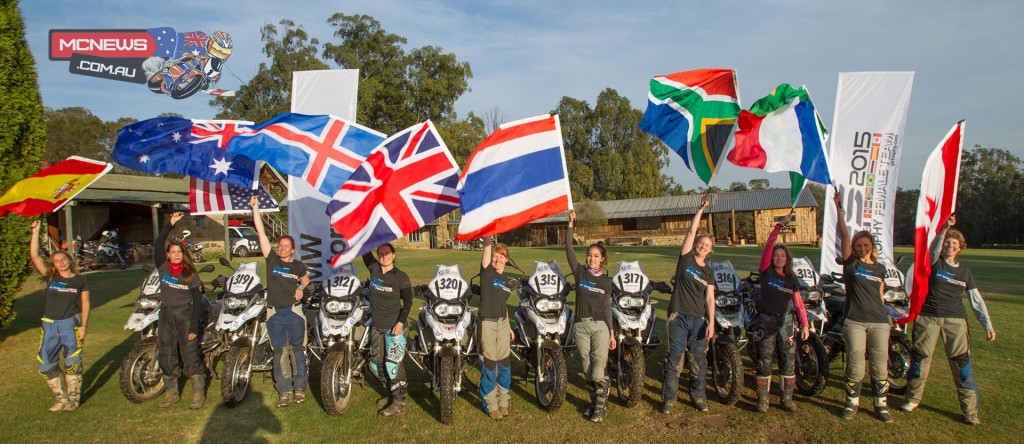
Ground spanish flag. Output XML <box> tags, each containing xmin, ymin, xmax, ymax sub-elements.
<box><xmin>0</xmin><ymin>156</ymin><xmax>112</xmax><ymax>217</ymax></box>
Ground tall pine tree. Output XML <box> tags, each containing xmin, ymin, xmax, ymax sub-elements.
<box><xmin>0</xmin><ymin>0</ymin><xmax>46</xmax><ymax>327</ymax></box>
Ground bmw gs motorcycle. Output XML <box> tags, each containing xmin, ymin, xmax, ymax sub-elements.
<box><xmin>78</xmin><ymin>230</ymin><xmax>136</xmax><ymax>271</ymax></box>
<box><xmin>511</xmin><ymin>261</ymin><xmax>575</xmax><ymax>412</ymax></box>
<box><xmin>118</xmin><ymin>264</ymin><xmax>219</xmax><ymax>403</ymax></box>
<box><xmin>215</xmin><ymin>258</ymin><xmax>273</xmax><ymax>405</ymax></box>
<box><xmin>606</xmin><ymin>261</ymin><xmax>666</xmax><ymax>407</ymax></box>
<box><xmin>173</xmin><ymin>230</ymin><xmax>204</xmax><ymax>263</ymax></box>
<box><xmin>306</xmin><ymin>264</ymin><xmax>373</xmax><ymax>415</ymax></box>
<box><xmin>708</xmin><ymin>260</ymin><xmax>750</xmax><ymax>405</ymax></box>
<box><xmin>787</xmin><ymin>257</ymin><xmax>831</xmax><ymax>397</ymax></box>
<box><xmin>408</xmin><ymin>264</ymin><xmax>478</xmax><ymax>425</ymax></box>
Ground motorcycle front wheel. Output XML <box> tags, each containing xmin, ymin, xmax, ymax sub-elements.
<box><xmin>795</xmin><ymin>334</ymin><xmax>830</xmax><ymax>397</ymax></box>
<box><xmin>321</xmin><ymin>349</ymin><xmax>353</xmax><ymax>415</ymax></box>
<box><xmin>119</xmin><ymin>338</ymin><xmax>164</xmax><ymax>403</ymax></box>
<box><xmin>535</xmin><ymin>346</ymin><xmax>566</xmax><ymax>412</ymax></box>
<box><xmin>887</xmin><ymin>333</ymin><xmax>913</xmax><ymax>395</ymax></box>
<box><xmin>709</xmin><ymin>340</ymin><xmax>743</xmax><ymax>405</ymax></box>
<box><xmin>171</xmin><ymin>72</ymin><xmax>205</xmax><ymax>99</ymax></box>
<box><xmin>616</xmin><ymin>344</ymin><xmax>645</xmax><ymax>407</ymax></box>
<box><xmin>221</xmin><ymin>346</ymin><xmax>253</xmax><ymax>405</ymax></box>
<box><xmin>439</xmin><ymin>355</ymin><xmax>456</xmax><ymax>425</ymax></box>
<box><xmin>191</xmin><ymin>250</ymin><xmax>204</xmax><ymax>263</ymax></box>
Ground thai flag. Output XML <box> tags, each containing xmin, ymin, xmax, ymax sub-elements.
<box><xmin>455</xmin><ymin>114</ymin><xmax>573</xmax><ymax>240</ymax></box>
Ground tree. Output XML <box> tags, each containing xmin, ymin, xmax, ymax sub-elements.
<box><xmin>748</xmin><ymin>178</ymin><xmax>771</xmax><ymax>190</ymax></box>
<box><xmin>574</xmin><ymin>200</ymin><xmax>607</xmax><ymax>241</ymax></box>
<box><xmin>956</xmin><ymin>146</ymin><xmax>1024</xmax><ymax>245</ymax></box>
<box><xmin>0</xmin><ymin>0</ymin><xmax>46</xmax><ymax>328</ymax></box>
<box><xmin>728</xmin><ymin>181</ymin><xmax>749</xmax><ymax>192</ymax></box>
<box><xmin>43</xmin><ymin>108</ymin><xmax>140</xmax><ymax>175</ymax></box>
<box><xmin>211</xmin><ymin>20</ymin><xmax>328</xmax><ymax>122</ymax></box>
<box><xmin>806</xmin><ymin>183</ymin><xmax>826</xmax><ymax>236</ymax></box>
<box><xmin>436</xmin><ymin>112</ymin><xmax>486</xmax><ymax>167</ymax></box>
<box><xmin>553</xmin><ymin>96</ymin><xmax>596</xmax><ymax>200</ymax></box>
<box><xmin>893</xmin><ymin>188</ymin><xmax>919</xmax><ymax>245</ymax></box>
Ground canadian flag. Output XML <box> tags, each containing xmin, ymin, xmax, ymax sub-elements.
<box><xmin>899</xmin><ymin>121</ymin><xmax>965</xmax><ymax>325</ymax></box>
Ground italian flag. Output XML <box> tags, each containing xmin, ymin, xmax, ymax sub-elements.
<box><xmin>728</xmin><ymin>84</ymin><xmax>833</xmax><ymax>202</ymax></box>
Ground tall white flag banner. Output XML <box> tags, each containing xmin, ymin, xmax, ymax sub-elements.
<box><xmin>289</xmin><ymin>70</ymin><xmax>360</xmax><ymax>281</ymax></box>
<box><xmin>820</xmin><ymin>72</ymin><xmax>914</xmax><ymax>276</ymax></box>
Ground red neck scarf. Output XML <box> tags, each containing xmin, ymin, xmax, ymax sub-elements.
<box><xmin>169</xmin><ymin>262</ymin><xmax>184</xmax><ymax>276</ymax></box>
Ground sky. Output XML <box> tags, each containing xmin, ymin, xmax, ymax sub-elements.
<box><xmin>20</xmin><ymin>0</ymin><xmax>1024</xmax><ymax>191</ymax></box>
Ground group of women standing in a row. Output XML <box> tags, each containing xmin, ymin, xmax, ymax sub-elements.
<box><xmin>28</xmin><ymin>192</ymin><xmax>995</xmax><ymax>427</ymax></box>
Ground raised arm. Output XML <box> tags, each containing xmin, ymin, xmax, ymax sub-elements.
<box><xmin>681</xmin><ymin>194</ymin><xmax>711</xmax><ymax>256</ymax></box>
<box><xmin>481</xmin><ymin>236</ymin><xmax>493</xmax><ymax>269</ymax></box>
<box><xmin>29</xmin><ymin>220</ymin><xmax>47</xmax><ymax>276</ymax></box>
<box><xmin>361</xmin><ymin>252</ymin><xmax>377</xmax><ymax>270</ymax></box>
<box><xmin>760</xmin><ymin>213</ymin><xmax>791</xmax><ymax>272</ymax></box>
<box><xmin>834</xmin><ymin>192</ymin><xmax>852</xmax><ymax>261</ymax></box>
<box><xmin>154</xmin><ymin>211</ymin><xmax>184</xmax><ymax>267</ymax></box>
<box><xmin>929</xmin><ymin>215</ymin><xmax>955</xmax><ymax>264</ymax></box>
<box><xmin>565</xmin><ymin>210</ymin><xmax>580</xmax><ymax>271</ymax></box>
<box><xmin>249</xmin><ymin>195</ymin><xmax>272</xmax><ymax>258</ymax></box>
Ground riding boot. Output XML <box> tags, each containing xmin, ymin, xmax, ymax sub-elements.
<box><xmin>63</xmin><ymin>373</ymin><xmax>82</xmax><ymax>412</ymax></box>
<box><xmin>781</xmin><ymin>375</ymin><xmax>797</xmax><ymax>412</ymax></box>
<box><xmin>755</xmin><ymin>376</ymin><xmax>770</xmax><ymax>413</ymax></box>
<box><xmin>583</xmin><ymin>381</ymin><xmax>597</xmax><ymax>418</ymax></box>
<box><xmin>841</xmin><ymin>379</ymin><xmax>861</xmax><ymax>419</ymax></box>
<box><xmin>158</xmin><ymin>377</ymin><xmax>180</xmax><ymax>408</ymax></box>
<box><xmin>873</xmin><ymin>379</ymin><xmax>893</xmax><ymax>423</ymax></box>
<box><xmin>590</xmin><ymin>379</ymin><xmax>609</xmax><ymax>423</ymax></box>
<box><xmin>45</xmin><ymin>377</ymin><xmax>67</xmax><ymax>413</ymax></box>
<box><xmin>189</xmin><ymin>375</ymin><xmax>206</xmax><ymax>409</ymax></box>
<box><xmin>379</xmin><ymin>390</ymin><xmax>407</xmax><ymax>417</ymax></box>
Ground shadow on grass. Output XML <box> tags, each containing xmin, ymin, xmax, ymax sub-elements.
<box><xmin>199</xmin><ymin>391</ymin><xmax>281</xmax><ymax>443</ymax></box>
<box><xmin>83</xmin><ymin>334</ymin><xmax>136</xmax><ymax>403</ymax></box>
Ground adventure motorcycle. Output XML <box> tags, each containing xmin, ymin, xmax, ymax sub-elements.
<box><xmin>788</xmin><ymin>257</ymin><xmax>831</xmax><ymax>397</ymax></box>
<box><xmin>708</xmin><ymin>260</ymin><xmax>750</xmax><ymax>405</ymax></box>
<box><xmin>215</xmin><ymin>258</ymin><xmax>272</xmax><ymax>405</ymax></box>
<box><xmin>118</xmin><ymin>264</ymin><xmax>219</xmax><ymax>403</ymax></box>
<box><xmin>607</xmin><ymin>260</ymin><xmax>666</xmax><ymax>407</ymax></box>
<box><xmin>511</xmin><ymin>261</ymin><xmax>575</xmax><ymax>412</ymax></box>
<box><xmin>408</xmin><ymin>264</ymin><xmax>478</xmax><ymax>425</ymax></box>
<box><xmin>173</xmin><ymin>229</ymin><xmax>204</xmax><ymax>263</ymax></box>
<box><xmin>78</xmin><ymin>230</ymin><xmax>136</xmax><ymax>271</ymax></box>
<box><xmin>306</xmin><ymin>264</ymin><xmax>373</xmax><ymax>415</ymax></box>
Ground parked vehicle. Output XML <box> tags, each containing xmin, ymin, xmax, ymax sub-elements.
<box><xmin>407</xmin><ymin>264</ymin><xmax>478</xmax><ymax>425</ymax></box>
<box><xmin>118</xmin><ymin>264</ymin><xmax>219</xmax><ymax>403</ymax></box>
<box><xmin>607</xmin><ymin>260</ymin><xmax>666</xmax><ymax>407</ymax></box>
<box><xmin>78</xmin><ymin>230</ymin><xmax>136</xmax><ymax>271</ymax></box>
<box><xmin>215</xmin><ymin>258</ymin><xmax>272</xmax><ymax>405</ymax></box>
<box><xmin>228</xmin><ymin>226</ymin><xmax>260</xmax><ymax>258</ymax></box>
<box><xmin>173</xmin><ymin>230</ymin><xmax>204</xmax><ymax>263</ymax></box>
<box><xmin>510</xmin><ymin>261</ymin><xmax>575</xmax><ymax>412</ymax></box>
<box><xmin>788</xmin><ymin>257</ymin><xmax>831</xmax><ymax>397</ymax></box>
<box><xmin>708</xmin><ymin>260</ymin><xmax>750</xmax><ymax>405</ymax></box>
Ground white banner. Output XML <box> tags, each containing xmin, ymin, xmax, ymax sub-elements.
<box><xmin>289</xmin><ymin>70</ymin><xmax>360</xmax><ymax>281</ymax></box>
<box><xmin>820</xmin><ymin>72</ymin><xmax>914</xmax><ymax>276</ymax></box>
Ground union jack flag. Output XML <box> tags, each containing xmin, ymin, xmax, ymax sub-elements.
<box><xmin>191</xmin><ymin>120</ymin><xmax>254</xmax><ymax>149</ymax></box>
<box><xmin>327</xmin><ymin>121</ymin><xmax>461</xmax><ymax>267</ymax></box>
<box><xmin>226</xmin><ymin>113</ymin><xmax>386</xmax><ymax>196</ymax></box>
<box><xmin>182</xmin><ymin>31</ymin><xmax>208</xmax><ymax>48</ymax></box>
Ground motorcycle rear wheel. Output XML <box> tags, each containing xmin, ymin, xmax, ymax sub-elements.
<box><xmin>171</xmin><ymin>72</ymin><xmax>205</xmax><ymax>99</ymax></box>
<box><xmin>439</xmin><ymin>355</ymin><xmax>456</xmax><ymax>425</ymax></box>
<box><xmin>616</xmin><ymin>344</ymin><xmax>645</xmax><ymax>407</ymax></box>
<box><xmin>888</xmin><ymin>333</ymin><xmax>913</xmax><ymax>395</ymax></box>
<box><xmin>795</xmin><ymin>334</ymin><xmax>830</xmax><ymax>397</ymax></box>
<box><xmin>119</xmin><ymin>339</ymin><xmax>164</xmax><ymax>403</ymax></box>
<box><xmin>321</xmin><ymin>349</ymin><xmax>353</xmax><ymax>415</ymax></box>
<box><xmin>535</xmin><ymin>346</ymin><xmax>566</xmax><ymax>412</ymax></box>
<box><xmin>221</xmin><ymin>346</ymin><xmax>253</xmax><ymax>405</ymax></box>
<box><xmin>709</xmin><ymin>340</ymin><xmax>743</xmax><ymax>405</ymax></box>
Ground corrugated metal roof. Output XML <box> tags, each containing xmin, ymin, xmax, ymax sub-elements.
<box><xmin>532</xmin><ymin>188</ymin><xmax>817</xmax><ymax>223</ymax></box>
<box><xmin>73</xmin><ymin>174</ymin><xmax>189</xmax><ymax>203</ymax></box>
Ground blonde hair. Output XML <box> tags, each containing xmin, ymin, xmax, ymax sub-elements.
<box><xmin>492</xmin><ymin>242</ymin><xmax>510</xmax><ymax>260</ymax></box>
<box><xmin>851</xmin><ymin>230</ymin><xmax>878</xmax><ymax>263</ymax></box>
<box><xmin>945</xmin><ymin>229</ymin><xmax>967</xmax><ymax>250</ymax></box>
<box><xmin>46</xmin><ymin>251</ymin><xmax>78</xmax><ymax>280</ymax></box>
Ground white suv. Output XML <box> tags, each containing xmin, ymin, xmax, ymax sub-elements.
<box><xmin>228</xmin><ymin>226</ymin><xmax>260</xmax><ymax>257</ymax></box>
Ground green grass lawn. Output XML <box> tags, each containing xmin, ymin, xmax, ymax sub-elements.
<box><xmin>1</xmin><ymin>245</ymin><xmax>1021</xmax><ymax>443</ymax></box>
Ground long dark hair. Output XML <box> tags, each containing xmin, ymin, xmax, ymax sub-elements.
<box><xmin>771</xmin><ymin>244</ymin><xmax>797</xmax><ymax>285</ymax></box>
<box><xmin>587</xmin><ymin>241</ymin><xmax>608</xmax><ymax>272</ymax></box>
<box><xmin>166</xmin><ymin>242</ymin><xmax>196</xmax><ymax>281</ymax></box>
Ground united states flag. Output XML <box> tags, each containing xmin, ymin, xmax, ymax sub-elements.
<box><xmin>327</xmin><ymin>121</ymin><xmax>460</xmax><ymax>266</ymax></box>
<box><xmin>189</xmin><ymin>177</ymin><xmax>279</xmax><ymax>216</ymax></box>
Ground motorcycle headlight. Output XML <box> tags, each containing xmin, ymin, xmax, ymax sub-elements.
<box><xmin>136</xmin><ymin>297</ymin><xmax>159</xmax><ymax>310</ymax></box>
<box><xmin>884</xmin><ymin>290</ymin><xmax>907</xmax><ymax>303</ymax></box>
<box><xmin>324</xmin><ymin>299</ymin><xmax>354</xmax><ymax>315</ymax></box>
<box><xmin>224</xmin><ymin>296</ymin><xmax>249</xmax><ymax>310</ymax></box>
<box><xmin>433</xmin><ymin>303</ymin><xmax>464</xmax><ymax>317</ymax></box>
<box><xmin>617</xmin><ymin>295</ymin><xmax>645</xmax><ymax>309</ymax></box>
<box><xmin>715</xmin><ymin>295</ymin><xmax>739</xmax><ymax>307</ymax></box>
<box><xmin>535</xmin><ymin>298</ymin><xmax>564</xmax><ymax>313</ymax></box>
<box><xmin>805</xmin><ymin>290</ymin><xmax>822</xmax><ymax>303</ymax></box>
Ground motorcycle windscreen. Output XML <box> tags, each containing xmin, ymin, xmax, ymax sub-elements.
<box><xmin>880</xmin><ymin>258</ymin><xmax>904</xmax><ymax>289</ymax></box>
<box><xmin>327</xmin><ymin>263</ymin><xmax>362</xmax><ymax>297</ymax></box>
<box><xmin>227</xmin><ymin>262</ymin><xmax>261</xmax><ymax>293</ymax></box>
<box><xmin>140</xmin><ymin>270</ymin><xmax>162</xmax><ymax>296</ymax></box>
<box><xmin>792</xmin><ymin>257</ymin><xmax>819</xmax><ymax>288</ymax></box>
<box><xmin>528</xmin><ymin>261</ymin><xmax>566</xmax><ymax>296</ymax></box>
<box><xmin>710</xmin><ymin>260</ymin><xmax>740</xmax><ymax>293</ymax></box>
<box><xmin>428</xmin><ymin>264</ymin><xmax>468</xmax><ymax>301</ymax></box>
<box><xmin>613</xmin><ymin>260</ymin><xmax>649</xmax><ymax>293</ymax></box>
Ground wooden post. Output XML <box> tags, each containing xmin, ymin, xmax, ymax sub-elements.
<box><xmin>151</xmin><ymin>204</ymin><xmax>160</xmax><ymax>246</ymax></box>
<box><xmin>730</xmin><ymin>209</ymin><xmax>737</xmax><ymax>244</ymax></box>
<box><xmin>64</xmin><ymin>202</ymin><xmax>75</xmax><ymax>257</ymax></box>
<box><xmin>224</xmin><ymin>214</ymin><xmax>232</xmax><ymax>261</ymax></box>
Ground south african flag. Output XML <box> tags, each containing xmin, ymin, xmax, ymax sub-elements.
<box><xmin>639</xmin><ymin>68</ymin><xmax>741</xmax><ymax>185</ymax></box>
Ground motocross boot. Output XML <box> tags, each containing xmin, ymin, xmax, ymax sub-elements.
<box><xmin>590</xmin><ymin>379</ymin><xmax>609</xmax><ymax>423</ymax></box>
<box><xmin>873</xmin><ymin>379</ymin><xmax>893</xmax><ymax>423</ymax></box>
<box><xmin>189</xmin><ymin>375</ymin><xmax>206</xmax><ymax>409</ymax></box>
<box><xmin>841</xmin><ymin>379</ymin><xmax>861</xmax><ymax>419</ymax></box>
<box><xmin>583</xmin><ymin>381</ymin><xmax>597</xmax><ymax>418</ymax></box>
<box><xmin>755</xmin><ymin>376</ymin><xmax>771</xmax><ymax>413</ymax></box>
<box><xmin>46</xmin><ymin>377</ymin><xmax>67</xmax><ymax>413</ymax></box>
<box><xmin>379</xmin><ymin>391</ymin><xmax>407</xmax><ymax>417</ymax></box>
<box><xmin>781</xmin><ymin>375</ymin><xmax>797</xmax><ymax>412</ymax></box>
<box><xmin>63</xmin><ymin>373</ymin><xmax>82</xmax><ymax>412</ymax></box>
<box><xmin>158</xmin><ymin>377</ymin><xmax>180</xmax><ymax>408</ymax></box>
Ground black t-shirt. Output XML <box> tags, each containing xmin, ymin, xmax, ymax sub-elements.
<box><xmin>478</xmin><ymin>264</ymin><xmax>513</xmax><ymax>319</ymax></box>
<box><xmin>265</xmin><ymin>251</ymin><xmax>308</xmax><ymax>308</ymax></box>
<box><xmin>759</xmin><ymin>268</ymin><xmax>797</xmax><ymax>315</ymax></box>
<box><xmin>573</xmin><ymin>264</ymin><xmax>613</xmax><ymax>328</ymax></box>
<box><xmin>842</xmin><ymin>256</ymin><xmax>888</xmax><ymax>323</ymax></box>
<box><xmin>920</xmin><ymin>259</ymin><xmax>976</xmax><ymax>319</ymax></box>
<box><xmin>157</xmin><ymin>263</ymin><xmax>203</xmax><ymax>308</ymax></box>
<box><xmin>366</xmin><ymin>262</ymin><xmax>412</xmax><ymax>329</ymax></box>
<box><xmin>43</xmin><ymin>274</ymin><xmax>89</xmax><ymax>321</ymax></box>
<box><xmin>669</xmin><ymin>252</ymin><xmax>715</xmax><ymax>318</ymax></box>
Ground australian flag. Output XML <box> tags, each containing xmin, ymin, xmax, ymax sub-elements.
<box><xmin>113</xmin><ymin>117</ymin><xmax>258</xmax><ymax>188</ymax></box>
<box><xmin>327</xmin><ymin>121</ymin><xmax>461</xmax><ymax>266</ymax></box>
<box><xmin>226</xmin><ymin>113</ymin><xmax>387</xmax><ymax>197</ymax></box>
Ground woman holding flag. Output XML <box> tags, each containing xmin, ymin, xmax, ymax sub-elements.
<box><xmin>362</xmin><ymin>244</ymin><xmax>413</xmax><ymax>417</ymax></box>
<box><xmin>29</xmin><ymin>220</ymin><xmax>90</xmax><ymax>412</ymax></box>
<box><xmin>476</xmin><ymin>236</ymin><xmax>515</xmax><ymax>420</ymax></box>
<box><xmin>566</xmin><ymin>209</ymin><xmax>616</xmax><ymax>422</ymax></box>
<box><xmin>833</xmin><ymin>192</ymin><xmax>892</xmax><ymax>422</ymax></box>
<box><xmin>902</xmin><ymin>216</ymin><xmax>996</xmax><ymax>425</ymax></box>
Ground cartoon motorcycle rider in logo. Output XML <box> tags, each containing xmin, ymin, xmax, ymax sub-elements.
<box><xmin>143</xmin><ymin>31</ymin><xmax>232</xmax><ymax>99</ymax></box>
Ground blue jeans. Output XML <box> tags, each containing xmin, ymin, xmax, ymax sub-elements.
<box><xmin>267</xmin><ymin>307</ymin><xmax>307</xmax><ymax>393</ymax></box>
<box><xmin>662</xmin><ymin>313</ymin><xmax>708</xmax><ymax>403</ymax></box>
<box><xmin>38</xmin><ymin>317</ymin><xmax>82</xmax><ymax>378</ymax></box>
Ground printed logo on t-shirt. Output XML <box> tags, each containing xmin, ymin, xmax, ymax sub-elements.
<box><xmin>686</xmin><ymin>266</ymin><xmax>709</xmax><ymax>288</ymax></box>
<box><xmin>271</xmin><ymin>266</ymin><xmax>299</xmax><ymax>281</ymax></box>
<box><xmin>935</xmin><ymin>269</ymin><xmax>967</xmax><ymax>287</ymax></box>
<box><xmin>492</xmin><ymin>278</ymin><xmax>511</xmax><ymax>294</ymax></box>
<box><xmin>767</xmin><ymin>276</ymin><xmax>794</xmax><ymax>294</ymax></box>
<box><xmin>854</xmin><ymin>266</ymin><xmax>883</xmax><ymax>283</ymax></box>
<box><xmin>370</xmin><ymin>277</ymin><xmax>394</xmax><ymax>293</ymax></box>
<box><xmin>578</xmin><ymin>279</ymin><xmax>605</xmax><ymax>294</ymax></box>
<box><xmin>161</xmin><ymin>274</ymin><xmax>190</xmax><ymax>290</ymax></box>
<box><xmin>48</xmin><ymin>281</ymin><xmax>79</xmax><ymax>294</ymax></box>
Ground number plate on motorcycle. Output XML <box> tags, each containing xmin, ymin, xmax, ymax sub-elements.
<box><xmin>792</xmin><ymin>257</ymin><xmax>819</xmax><ymax>288</ymax></box>
<box><xmin>613</xmin><ymin>261</ymin><xmax>648</xmax><ymax>293</ymax></box>
<box><xmin>429</xmin><ymin>264</ymin><xmax>467</xmax><ymax>300</ymax></box>
<box><xmin>228</xmin><ymin>262</ymin><xmax>260</xmax><ymax>293</ymax></box>
<box><xmin>141</xmin><ymin>269</ymin><xmax>161</xmax><ymax>295</ymax></box>
<box><xmin>529</xmin><ymin>261</ymin><xmax>565</xmax><ymax>296</ymax></box>
<box><xmin>327</xmin><ymin>263</ymin><xmax>361</xmax><ymax>297</ymax></box>
<box><xmin>711</xmin><ymin>260</ymin><xmax>739</xmax><ymax>293</ymax></box>
<box><xmin>881</xmin><ymin>260</ymin><xmax>904</xmax><ymax>289</ymax></box>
